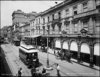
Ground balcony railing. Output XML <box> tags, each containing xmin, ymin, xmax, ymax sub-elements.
<box><xmin>74</xmin><ymin>9</ymin><xmax>99</xmax><ymax>19</ymax></box>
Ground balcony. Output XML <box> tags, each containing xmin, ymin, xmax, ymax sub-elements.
<box><xmin>96</xmin><ymin>0</ymin><xmax>100</xmax><ymax>7</ymax></box>
<box><xmin>52</xmin><ymin>19</ymin><xmax>60</xmax><ymax>24</ymax></box>
<box><xmin>74</xmin><ymin>9</ymin><xmax>99</xmax><ymax>19</ymax></box>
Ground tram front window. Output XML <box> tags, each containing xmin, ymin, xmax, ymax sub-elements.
<box><xmin>32</xmin><ymin>53</ymin><xmax>37</xmax><ymax>60</ymax></box>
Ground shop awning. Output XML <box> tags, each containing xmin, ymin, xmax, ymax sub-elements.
<box><xmin>24</xmin><ymin>35</ymin><xmax>41</xmax><ymax>38</ymax></box>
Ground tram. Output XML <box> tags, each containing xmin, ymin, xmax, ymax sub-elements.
<box><xmin>19</xmin><ymin>44</ymin><xmax>39</xmax><ymax>68</ymax></box>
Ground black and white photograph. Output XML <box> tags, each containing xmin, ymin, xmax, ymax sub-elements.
<box><xmin>0</xmin><ymin>0</ymin><xmax>100</xmax><ymax>77</ymax></box>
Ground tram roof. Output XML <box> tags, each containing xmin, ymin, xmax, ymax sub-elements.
<box><xmin>20</xmin><ymin>44</ymin><xmax>35</xmax><ymax>49</ymax></box>
<box><xmin>19</xmin><ymin>46</ymin><xmax>38</xmax><ymax>53</ymax></box>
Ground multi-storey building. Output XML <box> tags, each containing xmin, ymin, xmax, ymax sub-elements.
<box><xmin>19</xmin><ymin>23</ymin><xmax>30</xmax><ymax>37</ymax></box>
<box><xmin>0</xmin><ymin>25</ymin><xmax>13</xmax><ymax>42</ymax></box>
<box><xmin>6</xmin><ymin>25</ymin><xmax>13</xmax><ymax>42</ymax></box>
<box><xmin>12</xmin><ymin>0</ymin><xmax>100</xmax><ymax>67</ymax></box>
<box><xmin>29</xmin><ymin>0</ymin><xmax>100</xmax><ymax>67</ymax></box>
<box><xmin>12</xmin><ymin>10</ymin><xmax>37</xmax><ymax>40</ymax></box>
<box><xmin>1</xmin><ymin>26</ymin><xmax>9</xmax><ymax>38</ymax></box>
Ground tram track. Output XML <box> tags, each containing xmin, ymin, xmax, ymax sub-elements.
<box><xmin>1</xmin><ymin>44</ymin><xmax>31</xmax><ymax>76</ymax></box>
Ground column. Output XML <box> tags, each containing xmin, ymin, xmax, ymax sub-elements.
<box><xmin>77</xmin><ymin>43</ymin><xmax>81</xmax><ymax>63</ymax></box>
<box><xmin>53</xmin><ymin>38</ymin><xmax>55</xmax><ymax>50</ymax></box>
<box><xmin>60</xmin><ymin>39</ymin><xmax>63</xmax><ymax>52</ymax></box>
<box><xmin>89</xmin><ymin>17</ymin><xmax>94</xmax><ymax>34</ymax></box>
<box><xmin>69</xmin><ymin>20</ymin><xmax>72</xmax><ymax>34</ymax></box>
<box><xmin>60</xmin><ymin>39</ymin><xmax>64</xmax><ymax>60</ymax></box>
<box><xmin>89</xmin><ymin>43</ymin><xmax>94</xmax><ymax>68</ymax></box>
<box><xmin>68</xmin><ymin>40</ymin><xmax>71</xmax><ymax>62</ymax></box>
<box><xmin>78</xmin><ymin>20</ymin><xmax>82</xmax><ymax>33</ymax></box>
<box><xmin>69</xmin><ymin>20</ymin><xmax>73</xmax><ymax>34</ymax></box>
<box><xmin>36</xmin><ymin>38</ymin><xmax>37</xmax><ymax>48</ymax></box>
<box><xmin>68</xmin><ymin>41</ymin><xmax>70</xmax><ymax>52</ymax></box>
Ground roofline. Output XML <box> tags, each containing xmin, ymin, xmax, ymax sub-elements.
<box><xmin>41</xmin><ymin>0</ymin><xmax>72</xmax><ymax>16</ymax></box>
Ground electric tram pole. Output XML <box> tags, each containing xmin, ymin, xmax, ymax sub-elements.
<box><xmin>46</xmin><ymin>27</ymin><xmax>52</xmax><ymax>70</ymax></box>
<box><xmin>47</xmin><ymin>30</ymin><xmax>49</xmax><ymax>68</ymax></box>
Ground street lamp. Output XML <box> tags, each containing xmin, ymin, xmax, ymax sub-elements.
<box><xmin>77</xmin><ymin>34</ymin><xmax>81</xmax><ymax>63</ymax></box>
<box><xmin>47</xmin><ymin>29</ymin><xmax>49</xmax><ymax>68</ymax></box>
<box><xmin>86</xmin><ymin>34</ymin><xmax>94</xmax><ymax>68</ymax></box>
<box><xmin>46</xmin><ymin>25</ymin><xmax>53</xmax><ymax>70</ymax></box>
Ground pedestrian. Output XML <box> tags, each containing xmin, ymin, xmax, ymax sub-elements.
<box><xmin>17</xmin><ymin>67</ymin><xmax>22</xmax><ymax>77</ymax></box>
<box><xmin>42</xmin><ymin>68</ymin><xmax>46</xmax><ymax>75</ymax></box>
<box><xmin>54</xmin><ymin>50</ymin><xmax>55</xmax><ymax>55</ymax></box>
<box><xmin>56</xmin><ymin>64</ymin><xmax>60</xmax><ymax>77</ymax></box>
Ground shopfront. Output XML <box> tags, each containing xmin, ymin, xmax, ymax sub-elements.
<box><xmin>80</xmin><ymin>43</ymin><xmax>90</xmax><ymax>63</ymax></box>
<box><xmin>62</xmin><ymin>41</ymin><xmax>68</xmax><ymax>50</ymax></box>
<box><xmin>70</xmin><ymin>41</ymin><xmax>78</xmax><ymax>59</ymax></box>
<box><xmin>93</xmin><ymin>43</ymin><xmax>100</xmax><ymax>66</ymax></box>
<box><xmin>55</xmin><ymin>39</ymin><xmax>61</xmax><ymax>53</ymax></box>
<box><xmin>62</xmin><ymin>41</ymin><xmax>70</xmax><ymax>60</ymax></box>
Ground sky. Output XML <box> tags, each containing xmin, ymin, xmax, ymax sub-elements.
<box><xmin>1</xmin><ymin>0</ymin><xmax>63</xmax><ymax>28</ymax></box>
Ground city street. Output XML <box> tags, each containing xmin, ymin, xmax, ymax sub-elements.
<box><xmin>1</xmin><ymin>43</ymin><xmax>100</xmax><ymax>76</ymax></box>
<box><xmin>1</xmin><ymin>0</ymin><xmax>100</xmax><ymax>77</ymax></box>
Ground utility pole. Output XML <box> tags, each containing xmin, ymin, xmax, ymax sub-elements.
<box><xmin>47</xmin><ymin>29</ymin><xmax>49</xmax><ymax>68</ymax></box>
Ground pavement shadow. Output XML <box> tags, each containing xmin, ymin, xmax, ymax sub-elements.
<box><xmin>28</xmin><ymin>62</ymin><xmax>43</xmax><ymax>69</ymax></box>
<box><xmin>67</xmin><ymin>60</ymin><xmax>73</xmax><ymax>64</ymax></box>
<box><xmin>38</xmin><ymin>62</ymin><xmax>43</xmax><ymax>67</ymax></box>
<box><xmin>72</xmin><ymin>60</ymin><xmax>100</xmax><ymax>71</ymax></box>
<box><xmin>55</xmin><ymin>56</ymin><xmax>73</xmax><ymax>64</ymax></box>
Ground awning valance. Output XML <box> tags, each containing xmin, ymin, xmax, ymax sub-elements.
<box><xmin>24</xmin><ymin>35</ymin><xmax>41</xmax><ymax>38</ymax></box>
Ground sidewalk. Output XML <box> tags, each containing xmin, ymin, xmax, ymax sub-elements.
<box><xmin>38</xmin><ymin>47</ymin><xmax>100</xmax><ymax>76</ymax></box>
<box><xmin>47</xmin><ymin>47</ymin><xmax>100</xmax><ymax>71</ymax></box>
<box><xmin>1</xmin><ymin>44</ymin><xmax>100</xmax><ymax>76</ymax></box>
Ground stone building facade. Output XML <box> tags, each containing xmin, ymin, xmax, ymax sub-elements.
<box><xmin>12</xmin><ymin>0</ymin><xmax>100</xmax><ymax>67</ymax></box>
<box><xmin>12</xmin><ymin>9</ymin><xmax>37</xmax><ymax>40</ymax></box>
<box><xmin>30</xmin><ymin>0</ymin><xmax>100</xmax><ymax>67</ymax></box>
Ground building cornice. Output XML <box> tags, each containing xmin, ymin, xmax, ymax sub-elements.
<box><xmin>41</xmin><ymin>0</ymin><xmax>84</xmax><ymax>16</ymax></box>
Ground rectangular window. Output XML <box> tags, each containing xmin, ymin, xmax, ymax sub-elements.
<box><xmin>58</xmin><ymin>12</ymin><xmax>61</xmax><ymax>19</ymax></box>
<box><xmin>43</xmin><ymin>26</ymin><xmax>45</xmax><ymax>30</ymax></box>
<box><xmin>73</xmin><ymin>5</ymin><xmax>78</xmax><ymax>15</ymax></box>
<box><xmin>74</xmin><ymin>23</ymin><xmax>78</xmax><ymax>32</ymax></box>
<box><xmin>33</xmin><ymin>22</ymin><xmax>34</xmax><ymax>26</ymax></box>
<box><xmin>36</xmin><ymin>26</ymin><xmax>37</xmax><ymax>30</ymax></box>
<box><xmin>83</xmin><ymin>21</ymin><xmax>88</xmax><ymax>31</ymax></box>
<box><xmin>38</xmin><ymin>26</ymin><xmax>40</xmax><ymax>30</ymax></box>
<box><xmin>73</xmin><ymin>6</ymin><xmax>77</xmax><ymax>10</ymax></box>
<box><xmin>83</xmin><ymin>2</ymin><xmax>88</xmax><ymax>12</ymax></box>
<box><xmin>74</xmin><ymin>11</ymin><xmax>77</xmax><ymax>15</ymax></box>
<box><xmin>48</xmin><ymin>16</ymin><xmax>49</xmax><ymax>22</ymax></box>
<box><xmin>95</xmin><ymin>19</ymin><xmax>100</xmax><ymax>33</ymax></box>
<box><xmin>66</xmin><ymin>9</ymin><xmax>69</xmax><ymax>16</ymax></box>
<box><xmin>52</xmin><ymin>14</ymin><xmax>54</xmax><ymax>20</ymax></box>
<box><xmin>36</xmin><ymin>19</ymin><xmax>38</xmax><ymax>24</ymax></box>
<box><xmin>43</xmin><ymin>18</ymin><xmax>45</xmax><ymax>24</ymax></box>
<box><xmin>39</xmin><ymin>18</ymin><xmax>40</xmax><ymax>24</ymax></box>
